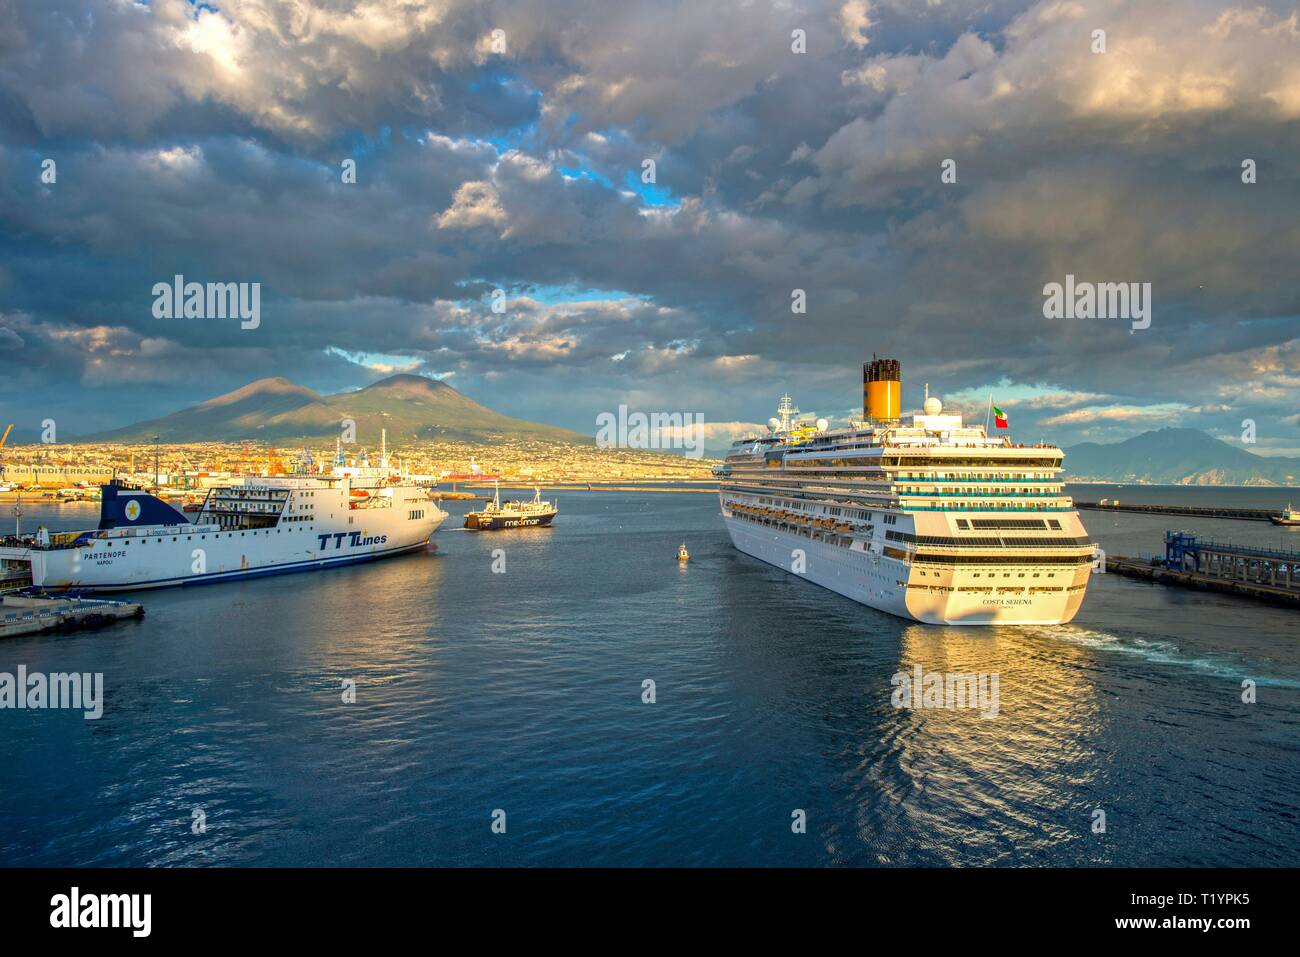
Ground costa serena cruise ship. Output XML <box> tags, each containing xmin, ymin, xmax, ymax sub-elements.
<box><xmin>715</xmin><ymin>359</ymin><xmax>1096</xmax><ymax>625</ymax></box>
<box><xmin>0</xmin><ymin>450</ymin><xmax>447</xmax><ymax>592</ymax></box>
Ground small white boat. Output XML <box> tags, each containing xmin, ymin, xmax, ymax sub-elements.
<box><xmin>677</xmin><ymin>543</ymin><xmax>690</xmax><ymax>562</ymax></box>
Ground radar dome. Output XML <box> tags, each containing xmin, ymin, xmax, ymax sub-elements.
<box><xmin>816</xmin><ymin>417</ymin><xmax>829</xmax><ymax>431</ymax></box>
<box><xmin>923</xmin><ymin>396</ymin><xmax>943</xmax><ymax>416</ymax></box>
<box><xmin>767</xmin><ymin>417</ymin><xmax>782</xmax><ymax>432</ymax></box>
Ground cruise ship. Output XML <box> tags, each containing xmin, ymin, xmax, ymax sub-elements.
<box><xmin>0</xmin><ymin>444</ymin><xmax>447</xmax><ymax>592</ymax></box>
<box><xmin>715</xmin><ymin>359</ymin><xmax>1096</xmax><ymax>625</ymax></box>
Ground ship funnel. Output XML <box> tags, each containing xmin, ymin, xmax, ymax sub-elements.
<box><xmin>863</xmin><ymin>357</ymin><xmax>901</xmax><ymax>422</ymax></box>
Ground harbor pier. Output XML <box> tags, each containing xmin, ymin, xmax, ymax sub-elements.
<box><xmin>1109</xmin><ymin>532</ymin><xmax>1300</xmax><ymax>608</ymax></box>
<box><xmin>1</xmin><ymin>595</ymin><xmax>145</xmax><ymax>639</ymax></box>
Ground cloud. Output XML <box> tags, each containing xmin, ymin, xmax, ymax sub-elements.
<box><xmin>0</xmin><ymin>0</ymin><xmax>534</xmax><ymax>144</ymax></box>
<box><xmin>435</xmin><ymin>180</ymin><xmax>508</xmax><ymax>231</ymax></box>
<box><xmin>1</xmin><ymin>0</ymin><xmax>1298</xmax><ymax>448</ymax></box>
<box><xmin>797</xmin><ymin>0</ymin><xmax>1300</xmax><ymax>207</ymax></box>
<box><xmin>1040</xmin><ymin>404</ymin><xmax>1195</xmax><ymax>427</ymax></box>
<box><xmin>326</xmin><ymin>348</ymin><xmax>425</xmax><ymax>374</ymax></box>
<box><xmin>838</xmin><ymin>1</ymin><xmax>877</xmax><ymax>49</ymax></box>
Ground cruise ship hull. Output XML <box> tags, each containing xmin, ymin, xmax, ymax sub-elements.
<box><xmin>723</xmin><ymin>515</ymin><xmax>1088</xmax><ymax>626</ymax></box>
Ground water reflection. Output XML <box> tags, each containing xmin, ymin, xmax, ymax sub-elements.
<box><xmin>854</xmin><ymin>625</ymin><xmax>1107</xmax><ymax>864</ymax></box>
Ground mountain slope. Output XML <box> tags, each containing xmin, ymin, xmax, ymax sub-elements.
<box><xmin>87</xmin><ymin>374</ymin><xmax>588</xmax><ymax>445</ymax></box>
<box><xmin>92</xmin><ymin>378</ymin><xmax>337</xmax><ymax>443</ymax></box>
<box><xmin>1063</xmin><ymin>427</ymin><xmax>1300</xmax><ymax>485</ymax></box>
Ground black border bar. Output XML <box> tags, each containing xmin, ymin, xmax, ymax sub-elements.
<box><xmin>0</xmin><ymin>867</ymin><xmax>1285</xmax><ymax>942</ymax></box>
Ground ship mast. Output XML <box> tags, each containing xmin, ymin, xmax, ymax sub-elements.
<box><xmin>776</xmin><ymin>394</ymin><xmax>799</xmax><ymax>432</ymax></box>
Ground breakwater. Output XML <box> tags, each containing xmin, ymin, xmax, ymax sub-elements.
<box><xmin>1077</xmin><ymin>500</ymin><xmax>1279</xmax><ymax>522</ymax></box>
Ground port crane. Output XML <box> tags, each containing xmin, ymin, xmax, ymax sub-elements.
<box><xmin>0</xmin><ymin>423</ymin><xmax>12</xmax><ymax>480</ymax></box>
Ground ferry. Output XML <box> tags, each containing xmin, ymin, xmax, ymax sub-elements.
<box><xmin>464</xmin><ymin>483</ymin><xmax>557</xmax><ymax>530</ymax></box>
<box><xmin>0</xmin><ymin>446</ymin><xmax>447</xmax><ymax>592</ymax></box>
<box><xmin>714</xmin><ymin>358</ymin><xmax>1097</xmax><ymax>625</ymax></box>
<box><xmin>1272</xmin><ymin>505</ymin><xmax>1300</xmax><ymax>527</ymax></box>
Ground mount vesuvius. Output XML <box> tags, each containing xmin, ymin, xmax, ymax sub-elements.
<box><xmin>85</xmin><ymin>375</ymin><xmax>589</xmax><ymax>445</ymax></box>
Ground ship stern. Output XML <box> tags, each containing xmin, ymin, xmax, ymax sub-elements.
<box><xmin>904</xmin><ymin>569</ymin><xmax>1091</xmax><ymax>625</ymax></box>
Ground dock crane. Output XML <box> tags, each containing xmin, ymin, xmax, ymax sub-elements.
<box><xmin>0</xmin><ymin>424</ymin><xmax>12</xmax><ymax>481</ymax></box>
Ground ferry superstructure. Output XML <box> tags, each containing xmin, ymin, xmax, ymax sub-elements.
<box><xmin>0</xmin><ymin>448</ymin><xmax>447</xmax><ymax>592</ymax></box>
<box><xmin>715</xmin><ymin>359</ymin><xmax>1096</xmax><ymax>625</ymax></box>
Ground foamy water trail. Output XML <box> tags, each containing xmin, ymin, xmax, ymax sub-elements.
<box><xmin>1029</xmin><ymin>625</ymin><xmax>1300</xmax><ymax>689</ymax></box>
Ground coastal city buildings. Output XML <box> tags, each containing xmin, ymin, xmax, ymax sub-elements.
<box><xmin>0</xmin><ymin>438</ymin><xmax>718</xmax><ymax>494</ymax></box>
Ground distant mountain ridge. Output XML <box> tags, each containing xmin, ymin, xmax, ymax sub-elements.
<box><xmin>1063</xmin><ymin>427</ymin><xmax>1300</xmax><ymax>486</ymax></box>
<box><xmin>85</xmin><ymin>374</ymin><xmax>589</xmax><ymax>445</ymax></box>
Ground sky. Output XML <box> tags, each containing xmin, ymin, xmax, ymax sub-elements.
<box><xmin>1</xmin><ymin>0</ymin><xmax>1298</xmax><ymax>453</ymax></box>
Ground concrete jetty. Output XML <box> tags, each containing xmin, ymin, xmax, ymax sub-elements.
<box><xmin>0</xmin><ymin>595</ymin><xmax>145</xmax><ymax>639</ymax></box>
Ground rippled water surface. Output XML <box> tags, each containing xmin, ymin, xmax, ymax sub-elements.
<box><xmin>2</xmin><ymin>488</ymin><xmax>1298</xmax><ymax>866</ymax></box>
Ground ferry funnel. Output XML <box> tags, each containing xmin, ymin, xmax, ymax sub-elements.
<box><xmin>863</xmin><ymin>357</ymin><xmax>901</xmax><ymax>422</ymax></box>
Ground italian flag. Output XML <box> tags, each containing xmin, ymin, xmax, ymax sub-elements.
<box><xmin>993</xmin><ymin>405</ymin><xmax>1008</xmax><ymax>429</ymax></box>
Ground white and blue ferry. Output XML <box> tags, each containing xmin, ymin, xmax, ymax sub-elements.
<box><xmin>0</xmin><ymin>473</ymin><xmax>447</xmax><ymax>592</ymax></box>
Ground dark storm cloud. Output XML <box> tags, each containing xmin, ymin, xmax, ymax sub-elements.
<box><xmin>0</xmin><ymin>0</ymin><xmax>1298</xmax><ymax>452</ymax></box>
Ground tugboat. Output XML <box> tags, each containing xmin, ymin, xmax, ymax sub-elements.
<box><xmin>464</xmin><ymin>483</ymin><xmax>558</xmax><ymax>530</ymax></box>
<box><xmin>1271</xmin><ymin>504</ymin><xmax>1300</xmax><ymax>527</ymax></box>
<box><xmin>677</xmin><ymin>543</ymin><xmax>690</xmax><ymax>562</ymax></box>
